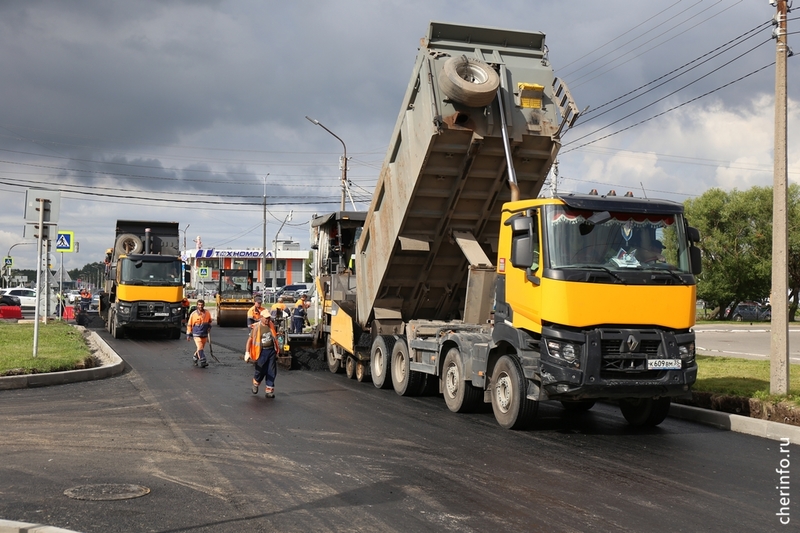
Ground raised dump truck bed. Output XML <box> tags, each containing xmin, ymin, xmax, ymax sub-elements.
<box><xmin>355</xmin><ymin>21</ymin><xmax>576</xmax><ymax>326</ymax></box>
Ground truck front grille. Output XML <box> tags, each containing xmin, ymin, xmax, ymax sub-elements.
<box><xmin>599</xmin><ymin>333</ymin><xmax>664</xmax><ymax>380</ymax></box>
<box><xmin>136</xmin><ymin>302</ymin><xmax>169</xmax><ymax>320</ymax></box>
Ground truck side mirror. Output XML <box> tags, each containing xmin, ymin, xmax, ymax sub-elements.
<box><xmin>686</xmin><ymin>226</ymin><xmax>700</xmax><ymax>243</ymax></box>
<box><xmin>506</xmin><ymin>213</ymin><xmax>540</xmax><ymax>285</ymax></box>
<box><xmin>690</xmin><ymin>245</ymin><xmax>702</xmax><ymax>275</ymax></box>
<box><xmin>184</xmin><ymin>271</ymin><xmax>191</xmax><ymax>284</ymax></box>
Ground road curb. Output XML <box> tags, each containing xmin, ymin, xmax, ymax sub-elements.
<box><xmin>0</xmin><ymin>518</ymin><xmax>81</xmax><ymax>532</ymax></box>
<box><xmin>0</xmin><ymin>329</ymin><xmax>125</xmax><ymax>391</ymax></box>
<box><xmin>669</xmin><ymin>402</ymin><xmax>800</xmax><ymax>442</ymax></box>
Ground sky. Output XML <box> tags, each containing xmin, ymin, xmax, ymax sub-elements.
<box><xmin>1</xmin><ymin>0</ymin><xmax>798</xmax><ymax>275</ymax></box>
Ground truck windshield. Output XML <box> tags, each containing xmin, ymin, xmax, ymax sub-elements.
<box><xmin>120</xmin><ymin>258</ymin><xmax>184</xmax><ymax>285</ymax></box>
<box><xmin>543</xmin><ymin>205</ymin><xmax>692</xmax><ymax>274</ymax></box>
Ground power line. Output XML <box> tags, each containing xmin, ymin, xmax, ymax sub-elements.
<box><xmin>565</xmin><ymin>39</ymin><xmax>771</xmax><ymax>148</ymax></box>
<box><xmin>580</xmin><ymin>20</ymin><xmax>771</xmax><ymax>122</ymax></box>
<box><xmin>558</xmin><ymin>0</ymin><xmax>687</xmax><ymax>74</ymax></box>
<box><xmin>562</xmin><ymin>62</ymin><xmax>775</xmax><ymax>154</ymax></box>
<box><xmin>567</xmin><ymin>1</ymin><xmax>744</xmax><ymax>89</ymax></box>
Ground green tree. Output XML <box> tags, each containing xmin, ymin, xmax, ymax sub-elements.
<box><xmin>685</xmin><ymin>187</ymin><xmax>773</xmax><ymax>318</ymax></box>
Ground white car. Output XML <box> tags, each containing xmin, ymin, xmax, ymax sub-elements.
<box><xmin>0</xmin><ymin>288</ymin><xmax>58</xmax><ymax>313</ymax></box>
<box><xmin>1</xmin><ymin>288</ymin><xmax>37</xmax><ymax>308</ymax></box>
<box><xmin>67</xmin><ymin>290</ymin><xmax>81</xmax><ymax>303</ymax></box>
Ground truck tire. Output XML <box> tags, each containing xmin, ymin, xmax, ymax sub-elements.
<box><xmin>345</xmin><ymin>355</ymin><xmax>356</xmax><ymax>379</ymax></box>
<box><xmin>355</xmin><ymin>360</ymin><xmax>371</xmax><ymax>383</ymax></box>
<box><xmin>115</xmin><ymin>233</ymin><xmax>143</xmax><ymax>255</ymax></box>
<box><xmin>171</xmin><ymin>327</ymin><xmax>182</xmax><ymax>340</ymax></box>
<box><xmin>491</xmin><ymin>355</ymin><xmax>537</xmax><ymax>429</ymax></box>
<box><xmin>111</xmin><ymin>311</ymin><xmax>124</xmax><ymax>339</ymax></box>
<box><xmin>391</xmin><ymin>338</ymin><xmax>423</xmax><ymax>396</ymax></box>
<box><xmin>442</xmin><ymin>347</ymin><xmax>481</xmax><ymax>413</ymax></box>
<box><xmin>438</xmin><ymin>55</ymin><xmax>500</xmax><ymax>108</ymax></box>
<box><xmin>370</xmin><ymin>336</ymin><xmax>395</xmax><ymax>389</ymax></box>
<box><xmin>326</xmin><ymin>336</ymin><xmax>341</xmax><ymax>374</ymax></box>
<box><xmin>619</xmin><ymin>397</ymin><xmax>671</xmax><ymax>427</ymax></box>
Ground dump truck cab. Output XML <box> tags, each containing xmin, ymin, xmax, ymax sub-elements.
<box><xmin>496</xmin><ymin>193</ymin><xmax>702</xmax><ymax>407</ymax></box>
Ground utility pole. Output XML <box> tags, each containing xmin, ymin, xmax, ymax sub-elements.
<box><xmin>272</xmin><ymin>210</ymin><xmax>293</xmax><ymax>291</ymax></box>
<box><xmin>770</xmin><ymin>0</ymin><xmax>790</xmax><ymax>394</ymax></box>
<box><xmin>261</xmin><ymin>174</ymin><xmax>269</xmax><ymax>289</ymax></box>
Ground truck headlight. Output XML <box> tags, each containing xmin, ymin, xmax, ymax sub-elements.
<box><xmin>118</xmin><ymin>304</ymin><xmax>131</xmax><ymax>315</ymax></box>
<box><xmin>546</xmin><ymin>340</ymin><xmax>580</xmax><ymax>367</ymax></box>
<box><xmin>678</xmin><ymin>342</ymin><xmax>695</xmax><ymax>359</ymax></box>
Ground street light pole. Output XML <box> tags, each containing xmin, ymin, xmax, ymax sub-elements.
<box><xmin>181</xmin><ymin>224</ymin><xmax>190</xmax><ymax>251</ymax></box>
<box><xmin>305</xmin><ymin>116</ymin><xmax>347</xmax><ymax>211</ymax></box>
<box><xmin>262</xmin><ymin>173</ymin><xmax>269</xmax><ymax>289</ymax></box>
<box><xmin>272</xmin><ymin>210</ymin><xmax>293</xmax><ymax>291</ymax></box>
<box><xmin>5</xmin><ymin>241</ymin><xmax>36</xmax><ymax>288</ymax></box>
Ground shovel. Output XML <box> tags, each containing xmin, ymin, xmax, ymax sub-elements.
<box><xmin>207</xmin><ymin>333</ymin><xmax>221</xmax><ymax>363</ymax></box>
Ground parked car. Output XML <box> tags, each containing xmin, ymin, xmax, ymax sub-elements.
<box><xmin>67</xmin><ymin>290</ymin><xmax>82</xmax><ymax>303</ymax></box>
<box><xmin>0</xmin><ymin>288</ymin><xmax>37</xmax><ymax>308</ymax></box>
<box><xmin>0</xmin><ymin>288</ymin><xmax>59</xmax><ymax>312</ymax></box>
<box><xmin>730</xmin><ymin>302</ymin><xmax>771</xmax><ymax>322</ymax></box>
<box><xmin>0</xmin><ymin>293</ymin><xmax>21</xmax><ymax>307</ymax></box>
<box><xmin>275</xmin><ymin>283</ymin><xmax>311</xmax><ymax>301</ymax></box>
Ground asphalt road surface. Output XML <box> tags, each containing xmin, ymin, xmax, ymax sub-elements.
<box><xmin>0</xmin><ymin>324</ymin><xmax>797</xmax><ymax>532</ymax></box>
<box><xmin>695</xmin><ymin>323</ymin><xmax>800</xmax><ymax>363</ymax></box>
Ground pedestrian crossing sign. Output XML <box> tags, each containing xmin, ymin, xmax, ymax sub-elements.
<box><xmin>56</xmin><ymin>231</ymin><xmax>75</xmax><ymax>252</ymax></box>
<box><xmin>199</xmin><ymin>267</ymin><xmax>210</xmax><ymax>278</ymax></box>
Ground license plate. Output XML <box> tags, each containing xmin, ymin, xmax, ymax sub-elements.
<box><xmin>154</xmin><ymin>312</ymin><xmax>169</xmax><ymax>317</ymax></box>
<box><xmin>647</xmin><ymin>359</ymin><xmax>681</xmax><ymax>370</ymax></box>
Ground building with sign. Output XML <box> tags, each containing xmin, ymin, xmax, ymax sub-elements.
<box><xmin>183</xmin><ymin>240</ymin><xmax>310</xmax><ymax>293</ymax></box>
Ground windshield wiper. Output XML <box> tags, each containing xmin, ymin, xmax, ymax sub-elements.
<box><xmin>646</xmin><ymin>267</ymin><xmax>687</xmax><ymax>285</ymax></box>
<box><xmin>572</xmin><ymin>265</ymin><xmax>625</xmax><ymax>283</ymax></box>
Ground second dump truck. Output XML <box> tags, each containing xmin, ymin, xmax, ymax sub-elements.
<box><xmin>100</xmin><ymin>220</ymin><xmax>186</xmax><ymax>339</ymax></box>
<box><xmin>313</xmin><ymin>22</ymin><xmax>702</xmax><ymax>429</ymax></box>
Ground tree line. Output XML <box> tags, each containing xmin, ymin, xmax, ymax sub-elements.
<box><xmin>685</xmin><ymin>184</ymin><xmax>800</xmax><ymax>320</ymax></box>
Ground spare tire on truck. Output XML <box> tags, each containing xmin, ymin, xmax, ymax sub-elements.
<box><xmin>115</xmin><ymin>234</ymin><xmax>143</xmax><ymax>255</ymax></box>
<box><xmin>438</xmin><ymin>55</ymin><xmax>500</xmax><ymax>108</ymax></box>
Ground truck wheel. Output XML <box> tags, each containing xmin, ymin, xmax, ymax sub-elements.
<box><xmin>491</xmin><ymin>355</ymin><xmax>537</xmax><ymax>429</ymax></box>
<box><xmin>171</xmin><ymin>327</ymin><xmax>182</xmax><ymax>340</ymax></box>
<box><xmin>325</xmin><ymin>336</ymin><xmax>341</xmax><ymax>374</ymax></box>
<box><xmin>391</xmin><ymin>338</ymin><xmax>423</xmax><ymax>396</ymax></box>
<box><xmin>111</xmin><ymin>311</ymin><xmax>124</xmax><ymax>339</ymax></box>
<box><xmin>619</xmin><ymin>397</ymin><xmax>671</xmax><ymax>427</ymax></box>
<box><xmin>442</xmin><ymin>347</ymin><xmax>481</xmax><ymax>413</ymax></box>
<box><xmin>560</xmin><ymin>400</ymin><xmax>596</xmax><ymax>412</ymax></box>
<box><xmin>438</xmin><ymin>55</ymin><xmax>500</xmax><ymax>108</ymax></box>
<box><xmin>345</xmin><ymin>355</ymin><xmax>356</xmax><ymax>379</ymax></box>
<box><xmin>115</xmin><ymin>233</ymin><xmax>143</xmax><ymax>255</ymax></box>
<box><xmin>370</xmin><ymin>335</ymin><xmax>395</xmax><ymax>389</ymax></box>
<box><xmin>355</xmin><ymin>361</ymin><xmax>371</xmax><ymax>382</ymax></box>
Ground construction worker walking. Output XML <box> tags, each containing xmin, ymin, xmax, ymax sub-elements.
<box><xmin>244</xmin><ymin>295</ymin><xmax>264</xmax><ymax>362</ymax></box>
<box><xmin>187</xmin><ymin>299</ymin><xmax>213</xmax><ymax>368</ymax></box>
<box><xmin>251</xmin><ymin>310</ymin><xmax>278</xmax><ymax>398</ymax></box>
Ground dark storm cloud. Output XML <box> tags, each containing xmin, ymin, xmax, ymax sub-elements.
<box><xmin>0</xmin><ymin>0</ymin><xmax>796</xmax><ymax>270</ymax></box>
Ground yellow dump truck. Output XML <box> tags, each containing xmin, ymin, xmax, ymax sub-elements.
<box><xmin>101</xmin><ymin>220</ymin><xmax>186</xmax><ymax>339</ymax></box>
<box><xmin>312</xmin><ymin>22</ymin><xmax>702</xmax><ymax>429</ymax></box>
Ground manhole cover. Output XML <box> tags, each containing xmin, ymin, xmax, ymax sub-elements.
<box><xmin>64</xmin><ymin>483</ymin><xmax>150</xmax><ymax>501</ymax></box>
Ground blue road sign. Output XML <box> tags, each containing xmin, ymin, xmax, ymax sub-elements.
<box><xmin>56</xmin><ymin>231</ymin><xmax>75</xmax><ymax>252</ymax></box>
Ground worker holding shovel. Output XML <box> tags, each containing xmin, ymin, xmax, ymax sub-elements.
<box><xmin>187</xmin><ymin>299</ymin><xmax>213</xmax><ymax>368</ymax></box>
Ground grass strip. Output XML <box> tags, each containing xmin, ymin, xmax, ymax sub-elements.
<box><xmin>694</xmin><ymin>354</ymin><xmax>800</xmax><ymax>406</ymax></box>
<box><xmin>0</xmin><ymin>321</ymin><xmax>93</xmax><ymax>375</ymax></box>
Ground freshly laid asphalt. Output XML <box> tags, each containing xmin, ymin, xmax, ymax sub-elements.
<box><xmin>1</xmin><ymin>324</ymin><xmax>799</xmax><ymax>533</ymax></box>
